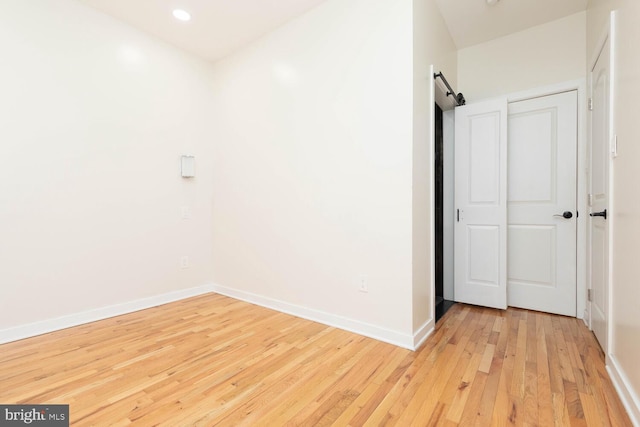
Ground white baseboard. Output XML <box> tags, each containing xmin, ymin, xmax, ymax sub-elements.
<box><xmin>211</xmin><ymin>284</ymin><xmax>417</xmax><ymax>350</ymax></box>
<box><xmin>607</xmin><ymin>354</ymin><xmax>640</xmax><ymax>426</ymax></box>
<box><xmin>582</xmin><ymin>309</ymin><xmax>590</xmax><ymax>327</ymax></box>
<box><xmin>413</xmin><ymin>319</ymin><xmax>434</xmax><ymax>350</ymax></box>
<box><xmin>0</xmin><ymin>284</ymin><xmax>216</xmax><ymax>345</ymax></box>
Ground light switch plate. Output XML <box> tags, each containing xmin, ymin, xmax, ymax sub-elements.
<box><xmin>181</xmin><ymin>155</ymin><xmax>195</xmax><ymax>178</ymax></box>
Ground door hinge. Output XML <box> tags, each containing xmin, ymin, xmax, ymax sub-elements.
<box><xmin>588</xmin><ymin>98</ymin><xmax>593</xmax><ymax>111</ymax></box>
<box><xmin>588</xmin><ymin>289</ymin><xmax>593</xmax><ymax>302</ymax></box>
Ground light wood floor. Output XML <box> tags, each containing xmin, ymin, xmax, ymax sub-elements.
<box><xmin>0</xmin><ymin>294</ymin><xmax>631</xmax><ymax>426</ymax></box>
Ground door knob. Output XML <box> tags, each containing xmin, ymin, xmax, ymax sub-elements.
<box><xmin>553</xmin><ymin>211</ymin><xmax>573</xmax><ymax>219</ymax></box>
<box><xmin>590</xmin><ymin>209</ymin><xmax>607</xmax><ymax>219</ymax></box>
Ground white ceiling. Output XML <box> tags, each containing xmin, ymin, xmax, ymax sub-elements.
<box><xmin>78</xmin><ymin>0</ymin><xmax>589</xmax><ymax>63</ymax></box>
<box><xmin>436</xmin><ymin>0</ymin><xmax>588</xmax><ymax>49</ymax></box>
<box><xmin>78</xmin><ymin>0</ymin><xmax>328</xmax><ymax>62</ymax></box>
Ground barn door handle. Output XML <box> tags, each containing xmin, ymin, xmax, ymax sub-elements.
<box><xmin>590</xmin><ymin>209</ymin><xmax>607</xmax><ymax>219</ymax></box>
<box><xmin>553</xmin><ymin>211</ymin><xmax>573</xmax><ymax>219</ymax></box>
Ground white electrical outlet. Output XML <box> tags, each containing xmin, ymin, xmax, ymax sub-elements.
<box><xmin>359</xmin><ymin>275</ymin><xmax>368</xmax><ymax>293</ymax></box>
<box><xmin>180</xmin><ymin>256</ymin><xmax>189</xmax><ymax>269</ymax></box>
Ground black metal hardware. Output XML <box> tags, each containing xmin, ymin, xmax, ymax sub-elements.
<box><xmin>434</xmin><ymin>72</ymin><xmax>466</xmax><ymax>106</ymax></box>
<box><xmin>590</xmin><ymin>209</ymin><xmax>607</xmax><ymax>219</ymax></box>
<box><xmin>553</xmin><ymin>211</ymin><xmax>573</xmax><ymax>219</ymax></box>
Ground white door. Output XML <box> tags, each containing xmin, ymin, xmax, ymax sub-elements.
<box><xmin>454</xmin><ymin>98</ymin><xmax>508</xmax><ymax>309</ymax></box>
<box><xmin>507</xmin><ymin>91</ymin><xmax>578</xmax><ymax>316</ymax></box>
<box><xmin>590</xmin><ymin>38</ymin><xmax>610</xmax><ymax>350</ymax></box>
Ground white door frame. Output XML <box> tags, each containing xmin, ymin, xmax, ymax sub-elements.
<box><xmin>587</xmin><ymin>12</ymin><xmax>616</xmax><ymax>357</ymax></box>
<box><xmin>438</xmin><ymin>79</ymin><xmax>587</xmax><ymax>319</ymax></box>
<box><xmin>506</xmin><ymin>80</ymin><xmax>588</xmax><ymax>320</ymax></box>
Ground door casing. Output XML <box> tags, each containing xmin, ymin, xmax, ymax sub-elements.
<box><xmin>587</xmin><ymin>12</ymin><xmax>616</xmax><ymax>355</ymax></box>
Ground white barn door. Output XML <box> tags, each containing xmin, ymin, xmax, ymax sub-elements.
<box><xmin>454</xmin><ymin>99</ymin><xmax>508</xmax><ymax>309</ymax></box>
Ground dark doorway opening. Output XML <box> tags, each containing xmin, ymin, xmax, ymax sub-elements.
<box><xmin>435</xmin><ymin>103</ymin><xmax>455</xmax><ymax>322</ymax></box>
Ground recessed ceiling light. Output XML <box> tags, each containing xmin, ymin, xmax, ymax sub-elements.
<box><xmin>172</xmin><ymin>9</ymin><xmax>191</xmax><ymax>22</ymax></box>
<box><xmin>487</xmin><ymin>0</ymin><xmax>500</xmax><ymax>4</ymax></box>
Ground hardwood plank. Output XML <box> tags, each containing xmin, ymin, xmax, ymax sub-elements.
<box><xmin>581</xmin><ymin>391</ymin><xmax>606</xmax><ymax>427</ymax></box>
<box><xmin>475</xmin><ymin>352</ymin><xmax>504</xmax><ymax>425</ymax></box>
<box><xmin>510</xmin><ymin>317</ymin><xmax>528</xmax><ymax>398</ymax></box>
<box><xmin>490</xmin><ymin>310</ymin><xmax>514</xmax><ymax>427</ymax></box>
<box><xmin>0</xmin><ymin>295</ymin><xmax>632</xmax><ymax>426</ymax></box>
<box><xmin>459</xmin><ymin>370</ymin><xmax>489</xmax><ymax>425</ymax></box>
<box><xmin>446</xmin><ymin>351</ymin><xmax>483</xmax><ymax>423</ymax></box>
<box><xmin>479</xmin><ymin>343</ymin><xmax>497</xmax><ymax>374</ymax></box>
<box><xmin>537</xmin><ymin>313</ymin><xmax>555</xmax><ymax>427</ymax></box>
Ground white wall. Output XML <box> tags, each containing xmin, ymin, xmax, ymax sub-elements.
<box><xmin>210</xmin><ymin>0</ymin><xmax>416</xmax><ymax>343</ymax></box>
<box><xmin>458</xmin><ymin>12</ymin><xmax>587</xmax><ymax>101</ymax></box>
<box><xmin>0</xmin><ymin>0</ymin><xmax>458</xmax><ymax>349</ymax></box>
<box><xmin>0</xmin><ymin>0</ymin><xmax>215</xmax><ymax>330</ymax></box>
<box><xmin>412</xmin><ymin>0</ymin><xmax>458</xmax><ymax>335</ymax></box>
<box><xmin>587</xmin><ymin>1</ymin><xmax>640</xmax><ymax>423</ymax></box>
